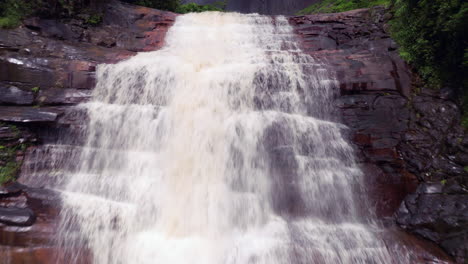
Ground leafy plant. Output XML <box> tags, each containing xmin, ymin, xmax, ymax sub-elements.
<box><xmin>0</xmin><ymin>161</ymin><xmax>20</xmax><ymax>185</ymax></box>
<box><xmin>297</xmin><ymin>0</ymin><xmax>390</xmax><ymax>15</ymax></box>
<box><xmin>176</xmin><ymin>2</ymin><xmax>225</xmax><ymax>13</ymax></box>
<box><xmin>390</xmin><ymin>0</ymin><xmax>467</xmax><ymax>89</ymax></box>
<box><xmin>31</xmin><ymin>86</ymin><xmax>40</xmax><ymax>93</ymax></box>
<box><xmin>0</xmin><ymin>0</ymin><xmax>33</xmax><ymax>28</ymax></box>
<box><xmin>86</xmin><ymin>13</ymin><xmax>102</xmax><ymax>26</ymax></box>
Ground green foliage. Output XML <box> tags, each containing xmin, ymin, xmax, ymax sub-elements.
<box><xmin>391</xmin><ymin>0</ymin><xmax>467</xmax><ymax>128</ymax></box>
<box><xmin>86</xmin><ymin>13</ymin><xmax>102</xmax><ymax>26</ymax></box>
<box><xmin>0</xmin><ymin>0</ymin><xmax>109</xmax><ymax>28</ymax></box>
<box><xmin>0</xmin><ymin>123</ymin><xmax>25</xmax><ymax>185</ymax></box>
<box><xmin>0</xmin><ymin>0</ymin><xmax>33</xmax><ymax>28</ymax></box>
<box><xmin>297</xmin><ymin>0</ymin><xmax>390</xmax><ymax>15</ymax></box>
<box><xmin>463</xmin><ymin>94</ymin><xmax>468</xmax><ymax>130</ymax></box>
<box><xmin>127</xmin><ymin>0</ymin><xmax>180</xmax><ymax>12</ymax></box>
<box><xmin>31</xmin><ymin>86</ymin><xmax>40</xmax><ymax>93</ymax></box>
<box><xmin>390</xmin><ymin>0</ymin><xmax>467</xmax><ymax>89</ymax></box>
<box><xmin>126</xmin><ymin>0</ymin><xmax>226</xmax><ymax>13</ymax></box>
<box><xmin>0</xmin><ymin>161</ymin><xmax>20</xmax><ymax>185</ymax></box>
<box><xmin>464</xmin><ymin>166</ymin><xmax>468</xmax><ymax>173</ymax></box>
<box><xmin>176</xmin><ymin>2</ymin><xmax>225</xmax><ymax>13</ymax></box>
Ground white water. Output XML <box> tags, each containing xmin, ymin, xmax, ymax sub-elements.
<box><xmin>58</xmin><ymin>12</ymin><xmax>411</xmax><ymax>264</ymax></box>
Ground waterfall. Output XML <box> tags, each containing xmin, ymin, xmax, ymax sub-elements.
<box><xmin>58</xmin><ymin>12</ymin><xmax>410</xmax><ymax>264</ymax></box>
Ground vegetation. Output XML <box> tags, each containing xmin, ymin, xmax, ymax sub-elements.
<box><xmin>0</xmin><ymin>0</ymin><xmax>226</xmax><ymax>28</ymax></box>
<box><xmin>176</xmin><ymin>2</ymin><xmax>226</xmax><ymax>13</ymax></box>
<box><xmin>298</xmin><ymin>0</ymin><xmax>467</xmax><ymax>128</ymax></box>
<box><xmin>0</xmin><ymin>123</ymin><xmax>24</xmax><ymax>185</ymax></box>
<box><xmin>31</xmin><ymin>86</ymin><xmax>40</xmax><ymax>93</ymax></box>
<box><xmin>128</xmin><ymin>0</ymin><xmax>227</xmax><ymax>13</ymax></box>
<box><xmin>391</xmin><ymin>0</ymin><xmax>467</xmax><ymax>89</ymax></box>
<box><xmin>0</xmin><ymin>0</ymin><xmax>32</xmax><ymax>28</ymax></box>
<box><xmin>85</xmin><ymin>13</ymin><xmax>103</xmax><ymax>26</ymax></box>
<box><xmin>0</xmin><ymin>161</ymin><xmax>20</xmax><ymax>185</ymax></box>
<box><xmin>391</xmin><ymin>0</ymin><xmax>467</xmax><ymax>128</ymax></box>
<box><xmin>297</xmin><ymin>0</ymin><xmax>390</xmax><ymax>15</ymax></box>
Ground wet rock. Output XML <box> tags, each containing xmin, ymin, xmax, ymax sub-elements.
<box><xmin>397</xmin><ymin>190</ymin><xmax>468</xmax><ymax>262</ymax></box>
<box><xmin>0</xmin><ymin>126</ymin><xmax>18</xmax><ymax>141</ymax></box>
<box><xmin>0</xmin><ymin>107</ymin><xmax>63</xmax><ymax>123</ymax></box>
<box><xmin>0</xmin><ymin>207</ymin><xmax>35</xmax><ymax>226</ymax></box>
<box><xmin>290</xmin><ymin>8</ymin><xmax>412</xmax><ymax>97</ymax></box>
<box><xmin>36</xmin><ymin>89</ymin><xmax>92</xmax><ymax>105</ymax></box>
<box><xmin>0</xmin><ymin>57</ymin><xmax>59</xmax><ymax>90</ymax></box>
<box><xmin>292</xmin><ymin>7</ymin><xmax>467</xmax><ymax>262</ymax></box>
<box><xmin>24</xmin><ymin>18</ymin><xmax>77</xmax><ymax>40</ymax></box>
<box><xmin>0</xmin><ymin>85</ymin><xmax>34</xmax><ymax>105</ymax></box>
<box><xmin>0</xmin><ymin>183</ymin><xmax>26</xmax><ymax>197</ymax></box>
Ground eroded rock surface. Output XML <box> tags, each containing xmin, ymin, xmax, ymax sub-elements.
<box><xmin>0</xmin><ymin>1</ymin><xmax>176</xmax><ymax>263</ymax></box>
<box><xmin>290</xmin><ymin>7</ymin><xmax>467</xmax><ymax>263</ymax></box>
<box><xmin>0</xmin><ymin>3</ymin><xmax>466</xmax><ymax>264</ymax></box>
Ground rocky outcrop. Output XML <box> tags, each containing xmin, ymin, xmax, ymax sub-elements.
<box><xmin>0</xmin><ymin>1</ymin><xmax>176</xmax><ymax>263</ymax></box>
<box><xmin>1</xmin><ymin>3</ymin><xmax>466</xmax><ymax>264</ymax></box>
<box><xmin>290</xmin><ymin>7</ymin><xmax>467</xmax><ymax>263</ymax></box>
<box><xmin>396</xmin><ymin>91</ymin><xmax>468</xmax><ymax>262</ymax></box>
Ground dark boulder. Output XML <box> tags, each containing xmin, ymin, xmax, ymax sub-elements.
<box><xmin>397</xmin><ymin>183</ymin><xmax>468</xmax><ymax>262</ymax></box>
<box><xmin>0</xmin><ymin>207</ymin><xmax>35</xmax><ymax>226</ymax></box>
<box><xmin>0</xmin><ymin>85</ymin><xmax>35</xmax><ymax>105</ymax></box>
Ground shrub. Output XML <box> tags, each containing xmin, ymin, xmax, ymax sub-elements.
<box><xmin>391</xmin><ymin>0</ymin><xmax>467</xmax><ymax>127</ymax></box>
<box><xmin>297</xmin><ymin>0</ymin><xmax>390</xmax><ymax>15</ymax></box>
<box><xmin>390</xmin><ymin>0</ymin><xmax>467</xmax><ymax>89</ymax></box>
<box><xmin>86</xmin><ymin>13</ymin><xmax>102</xmax><ymax>26</ymax></box>
<box><xmin>0</xmin><ymin>0</ymin><xmax>32</xmax><ymax>28</ymax></box>
<box><xmin>176</xmin><ymin>2</ymin><xmax>225</xmax><ymax>13</ymax></box>
<box><xmin>0</xmin><ymin>161</ymin><xmax>20</xmax><ymax>185</ymax></box>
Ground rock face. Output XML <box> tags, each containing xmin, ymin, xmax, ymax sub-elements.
<box><xmin>0</xmin><ymin>3</ymin><xmax>466</xmax><ymax>264</ymax></box>
<box><xmin>290</xmin><ymin>7</ymin><xmax>467</xmax><ymax>263</ymax></box>
<box><xmin>396</xmin><ymin>92</ymin><xmax>468</xmax><ymax>262</ymax></box>
<box><xmin>0</xmin><ymin>1</ymin><xmax>176</xmax><ymax>263</ymax></box>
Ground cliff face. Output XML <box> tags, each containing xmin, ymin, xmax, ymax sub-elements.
<box><xmin>0</xmin><ymin>3</ymin><xmax>466</xmax><ymax>264</ymax></box>
<box><xmin>0</xmin><ymin>1</ymin><xmax>176</xmax><ymax>263</ymax></box>
<box><xmin>290</xmin><ymin>8</ymin><xmax>467</xmax><ymax>263</ymax></box>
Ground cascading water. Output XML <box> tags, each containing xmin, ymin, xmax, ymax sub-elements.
<box><xmin>58</xmin><ymin>12</ymin><xmax>411</xmax><ymax>264</ymax></box>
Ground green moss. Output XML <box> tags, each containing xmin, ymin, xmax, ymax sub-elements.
<box><xmin>31</xmin><ymin>86</ymin><xmax>40</xmax><ymax>93</ymax></box>
<box><xmin>0</xmin><ymin>122</ymin><xmax>28</xmax><ymax>185</ymax></box>
<box><xmin>85</xmin><ymin>13</ymin><xmax>102</xmax><ymax>26</ymax></box>
<box><xmin>0</xmin><ymin>145</ymin><xmax>25</xmax><ymax>185</ymax></box>
<box><xmin>0</xmin><ymin>161</ymin><xmax>20</xmax><ymax>185</ymax></box>
<box><xmin>464</xmin><ymin>166</ymin><xmax>468</xmax><ymax>173</ymax></box>
<box><xmin>297</xmin><ymin>0</ymin><xmax>390</xmax><ymax>15</ymax></box>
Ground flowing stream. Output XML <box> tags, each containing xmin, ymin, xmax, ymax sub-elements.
<box><xmin>58</xmin><ymin>12</ymin><xmax>411</xmax><ymax>264</ymax></box>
